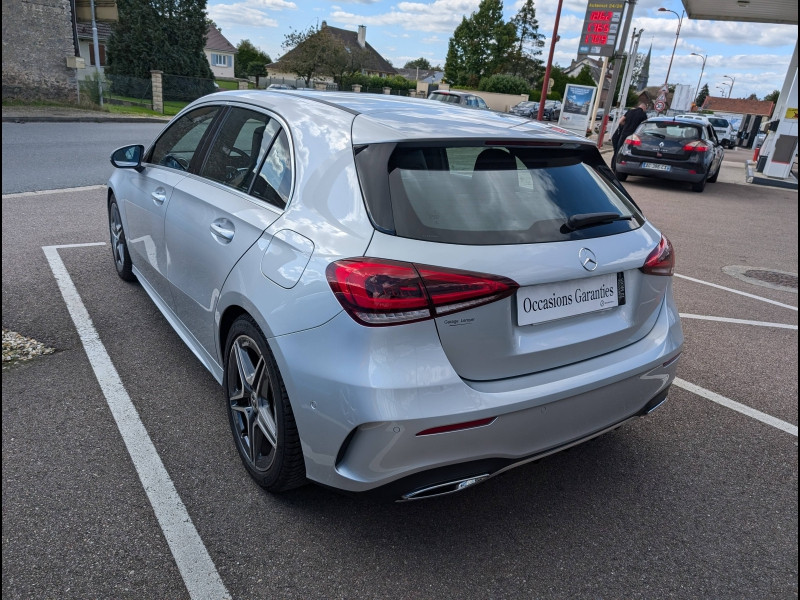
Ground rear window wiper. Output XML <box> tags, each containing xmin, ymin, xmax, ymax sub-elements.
<box><xmin>563</xmin><ymin>212</ymin><xmax>633</xmax><ymax>232</ymax></box>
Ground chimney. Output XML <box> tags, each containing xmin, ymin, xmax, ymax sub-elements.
<box><xmin>357</xmin><ymin>25</ymin><xmax>366</xmax><ymax>48</ymax></box>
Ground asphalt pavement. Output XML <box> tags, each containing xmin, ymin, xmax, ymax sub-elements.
<box><xmin>2</xmin><ymin>106</ymin><xmax>797</xmax><ymax>600</ymax></box>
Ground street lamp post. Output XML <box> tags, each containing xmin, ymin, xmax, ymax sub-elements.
<box><xmin>722</xmin><ymin>74</ymin><xmax>735</xmax><ymax>98</ymax></box>
<box><xmin>717</xmin><ymin>83</ymin><xmax>731</xmax><ymax>97</ymax></box>
<box><xmin>690</xmin><ymin>52</ymin><xmax>707</xmax><ymax>108</ymax></box>
<box><xmin>658</xmin><ymin>7</ymin><xmax>685</xmax><ymax>92</ymax></box>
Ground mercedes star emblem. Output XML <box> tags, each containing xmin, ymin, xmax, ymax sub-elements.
<box><xmin>579</xmin><ymin>248</ymin><xmax>598</xmax><ymax>271</ymax></box>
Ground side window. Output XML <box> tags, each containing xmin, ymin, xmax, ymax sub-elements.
<box><xmin>707</xmin><ymin>125</ymin><xmax>719</xmax><ymax>144</ymax></box>
<box><xmin>252</xmin><ymin>129</ymin><xmax>292</xmax><ymax>209</ymax></box>
<box><xmin>199</xmin><ymin>107</ymin><xmax>279</xmax><ymax>191</ymax></box>
<box><xmin>150</xmin><ymin>106</ymin><xmax>219</xmax><ymax>171</ymax></box>
<box><xmin>476</xmin><ymin>97</ymin><xmax>488</xmax><ymax>109</ymax></box>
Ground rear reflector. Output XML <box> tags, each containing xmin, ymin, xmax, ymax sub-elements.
<box><xmin>417</xmin><ymin>417</ymin><xmax>496</xmax><ymax>436</ymax></box>
<box><xmin>640</xmin><ymin>235</ymin><xmax>675</xmax><ymax>276</ymax></box>
<box><xmin>327</xmin><ymin>258</ymin><xmax>518</xmax><ymax>326</ymax></box>
<box><xmin>625</xmin><ymin>135</ymin><xmax>642</xmax><ymax>147</ymax></box>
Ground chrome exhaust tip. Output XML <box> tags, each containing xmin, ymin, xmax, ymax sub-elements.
<box><xmin>399</xmin><ymin>474</ymin><xmax>491</xmax><ymax>501</ymax></box>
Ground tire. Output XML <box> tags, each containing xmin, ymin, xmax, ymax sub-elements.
<box><xmin>691</xmin><ymin>176</ymin><xmax>707</xmax><ymax>193</ymax></box>
<box><xmin>616</xmin><ymin>172</ymin><xmax>628</xmax><ymax>182</ymax></box>
<box><xmin>223</xmin><ymin>315</ymin><xmax>306</xmax><ymax>492</ymax></box>
<box><xmin>108</xmin><ymin>195</ymin><xmax>136</xmax><ymax>282</ymax></box>
<box><xmin>707</xmin><ymin>164</ymin><xmax>720</xmax><ymax>183</ymax></box>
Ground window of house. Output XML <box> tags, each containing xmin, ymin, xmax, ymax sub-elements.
<box><xmin>88</xmin><ymin>43</ymin><xmax>106</xmax><ymax>67</ymax></box>
<box><xmin>211</xmin><ymin>53</ymin><xmax>232</xmax><ymax>68</ymax></box>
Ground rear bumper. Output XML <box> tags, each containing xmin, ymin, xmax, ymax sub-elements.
<box><xmin>269</xmin><ymin>293</ymin><xmax>683</xmax><ymax>496</ymax></box>
<box><xmin>616</xmin><ymin>159</ymin><xmax>707</xmax><ymax>183</ymax></box>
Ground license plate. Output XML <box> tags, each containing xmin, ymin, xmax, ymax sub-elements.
<box><xmin>517</xmin><ymin>272</ymin><xmax>625</xmax><ymax>326</ymax></box>
<box><xmin>642</xmin><ymin>162</ymin><xmax>671</xmax><ymax>171</ymax></box>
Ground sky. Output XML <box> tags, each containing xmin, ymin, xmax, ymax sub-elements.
<box><xmin>206</xmin><ymin>0</ymin><xmax>797</xmax><ymax>101</ymax></box>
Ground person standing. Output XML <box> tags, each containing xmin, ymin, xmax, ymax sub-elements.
<box><xmin>612</xmin><ymin>101</ymin><xmax>649</xmax><ymax>172</ymax></box>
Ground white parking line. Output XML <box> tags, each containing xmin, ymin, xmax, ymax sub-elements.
<box><xmin>43</xmin><ymin>243</ymin><xmax>231</xmax><ymax>600</ymax></box>
<box><xmin>674</xmin><ymin>378</ymin><xmax>798</xmax><ymax>437</ymax></box>
<box><xmin>675</xmin><ymin>273</ymin><xmax>798</xmax><ymax>311</ymax></box>
<box><xmin>679</xmin><ymin>313</ymin><xmax>798</xmax><ymax>330</ymax></box>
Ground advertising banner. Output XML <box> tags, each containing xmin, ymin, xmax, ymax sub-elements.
<box><xmin>558</xmin><ymin>84</ymin><xmax>597</xmax><ymax>134</ymax></box>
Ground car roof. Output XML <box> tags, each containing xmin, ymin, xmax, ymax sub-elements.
<box><xmin>431</xmin><ymin>90</ymin><xmax>473</xmax><ymax>97</ymax></box>
<box><xmin>188</xmin><ymin>90</ymin><xmax>593</xmax><ymax>146</ymax></box>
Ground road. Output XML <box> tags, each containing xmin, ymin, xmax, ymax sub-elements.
<box><xmin>2</xmin><ymin>122</ymin><xmax>797</xmax><ymax>599</ymax></box>
<box><xmin>1</xmin><ymin>122</ymin><xmax>165</xmax><ymax>194</ymax></box>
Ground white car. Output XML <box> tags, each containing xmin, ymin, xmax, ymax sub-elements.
<box><xmin>107</xmin><ymin>91</ymin><xmax>683</xmax><ymax>500</ymax></box>
<box><xmin>676</xmin><ymin>114</ymin><xmax>735</xmax><ymax>148</ymax></box>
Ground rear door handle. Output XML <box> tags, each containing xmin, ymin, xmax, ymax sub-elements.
<box><xmin>210</xmin><ymin>219</ymin><xmax>235</xmax><ymax>243</ymax></box>
<box><xmin>151</xmin><ymin>188</ymin><xmax>167</xmax><ymax>205</ymax></box>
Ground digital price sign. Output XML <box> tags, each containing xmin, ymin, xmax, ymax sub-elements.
<box><xmin>578</xmin><ymin>2</ymin><xmax>624</xmax><ymax>57</ymax></box>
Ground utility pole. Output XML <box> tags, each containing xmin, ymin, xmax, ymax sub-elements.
<box><xmin>89</xmin><ymin>0</ymin><xmax>104</xmax><ymax>107</ymax></box>
<box><xmin>596</xmin><ymin>0</ymin><xmax>637</xmax><ymax>147</ymax></box>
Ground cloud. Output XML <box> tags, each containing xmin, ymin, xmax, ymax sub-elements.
<box><xmin>329</xmin><ymin>0</ymin><xmax>481</xmax><ymax>33</ymax></box>
<box><xmin>208</xmin><ymin>4</ymin><xmax>280</xmax><ymax>27</ymax></box>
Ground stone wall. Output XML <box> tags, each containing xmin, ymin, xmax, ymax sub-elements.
<box><xmin>2</xmin><ymin>0</ymin><xmax>78</xmax><ymax>102</ymax></box>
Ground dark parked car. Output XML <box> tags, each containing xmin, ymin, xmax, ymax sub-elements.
<box><xmin>428</xmin><ymin>90</ymin><xmax>490</xmax><ymax>110</ymax></box>
<box><xmin>542</xmin><ymin>100</ymin><xmax>561</xmax><ymax>121</ymax></box>
<box><xmin>615</xmin><ymin>116</ymin><xmax>725</xmax><ymax>192</ymax></box>
<box><xmin>509</xmin><ymin>100</ymin><xmax>539</xmax><ymax>118</ymax></box>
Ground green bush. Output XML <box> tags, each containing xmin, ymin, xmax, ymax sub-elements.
<box><xmin>340</xmin><ymin>73</ymin><xmax>416</xmax><ymax>91</ymax></box>
<box><xmin>528</xmin><ymin>88</ymin><xmax>561</xmax><ymax>102</ymax></box>
<box><xmin>478</xmin><ymin>74</ymin><xmax>530</xmax><ymax>96</ymax></box>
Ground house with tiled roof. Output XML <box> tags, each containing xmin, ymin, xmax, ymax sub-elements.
<box><xmin>204</xmin><ymin>25</ymin><xmax>237</xmax><ymax>79</ymax></box>
<box><xmin>701</xmin><ymin>96</ymin><xmax>775</xmax><ymax>117</ymax></box>
<box><xmin>564</xmin><ymin>57</ymin><xmax>615</xmax><ymax>106</ymax></box>
<box><xmin>75</xmin><ymin>21</ymin><xmax>114</xmax><ymax>75</ymax></box>
<box><xmin>267</xmin><ymin>22</ymin><xmax>396</xmax><ymax>86</ymax></box>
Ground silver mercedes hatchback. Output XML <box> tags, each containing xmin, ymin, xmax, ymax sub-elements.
<box><xmin>107</xmin><ymin>91</ymin><xmax>683</xmax><ymax>501</ymax></box>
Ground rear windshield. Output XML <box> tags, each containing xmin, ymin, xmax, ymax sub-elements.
<box><xmin>708</xmin><ymin>117</ymin><xmax>730</xmax><ymax>128</ymax></box>
<box><xmin>639</xmin><ymin>122</ymin><xmax>702</xmax><ymax>141</ymax></box>
<box><xmin>354</xmin><ymin>142</ymin><xmax>643</xmax><ymax>245</ymax></box>
<box><xmin>430</xmin><ymin>93</ymin><xmax>460</xmax><ymax>104</ymax></box>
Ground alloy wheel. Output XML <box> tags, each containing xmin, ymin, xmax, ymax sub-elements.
<box><xmin>227</xmin><ymin>334</ymin><xmax>278</xmax><ymax>472</ymax></box>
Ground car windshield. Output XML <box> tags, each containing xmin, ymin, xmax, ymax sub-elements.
<box><xmin>354</xmin><ymin>143</ymin><xmax>642</xmax><ymax>245</ymax></box>
<box><xmin>708</xmin><ymin>118</ymin><xmax>729</xmax><ymax>127</ymax></box>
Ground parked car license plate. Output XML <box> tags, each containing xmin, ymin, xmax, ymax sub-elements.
<box><xmin>517</xmin><ymin>272</ymin><xmax>625</xmax><ymax>326</ymax></box>
<box><xmin>642</xmin><ymin>162</ymin><xmax>671</xmax><ymax>171</ymax></box>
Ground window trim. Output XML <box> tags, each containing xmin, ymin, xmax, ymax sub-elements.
<box><xmin>210</xmin><ymin>53</ymin><xmax>232</xmax><ymax>68</ymax></box>
<box><xmin>146</xmin><ymin>101</ymin><xmax>297</xmax><ymax>210</ymax></box>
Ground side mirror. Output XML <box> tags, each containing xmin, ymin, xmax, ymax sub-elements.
<box><xmin>110</xmin><ymin>145</ymin><xmax>144</xmax><ymax>171</ymax></box>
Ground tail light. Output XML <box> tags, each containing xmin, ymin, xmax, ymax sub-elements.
<box><xmin>683</xmin><ymin>140</ymin><xmax>710</xmax><ymax>152</ymax></box>
<box><xmin>326</xmin><ymin>258</ymin><xmax>519</xmax><ymax>326</ymax></box>
<box><xmin>640</xmin><ymin>235</ymin><xmax>675</xmax><ymax>276</ymax></box>
<box><xmin>625</xmin><ymin>135</ymin><xmax>641</xmax><ymax>147</ymax></box>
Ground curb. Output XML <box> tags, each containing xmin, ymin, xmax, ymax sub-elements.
<box><xmin>2</xmin><ymin>115</ymin><xmax>170</xmax><ymax>124</ymax></box>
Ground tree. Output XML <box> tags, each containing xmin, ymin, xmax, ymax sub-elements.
<box><xmin>572</xmin><ymin>65</ymin><xmax>596</xmax><ymax>87</ymax></box>
<box><xmin>746</xmin><ymin>93</ymin><xmax>758</xmax><ymax>101</ymax></box>
<box><xmin>404</xmin><ymin>58</ymin><xmax>432</xmax><ymax>70</ymax></box>
<box><xmin>279</xmin><ymin>24</ymin><xmax>333</xmax><ymax>87</ymax></box>
<box><xmin>444</xmin><ymin>0</ymin><xmax>517</xmax><ymax>87</ymax></box>
<box><xmin>764</xmin><ymin>89</ymin><xmax>780</xmax><ymax>102</ymax></box>
<box><xmin>508</xmin><ymin>0</ymin><xmax>544</xmax><ymax>84</ymax></box>
<box><xmin>106</xmin><ymin>0</ymin><xmax>214</xmax><ymax>97</ymax></box>
<box><xmin>695</xmin><ymin>83</ymin><xmax>710</xmax><ymax>107</ymax></box>
<box><xmin>479</xmin><ymin>74</ymin><xmax>529</xmax><ymax>95</ymax></box>
<box><xmin>235</xmin><ymin>39</ymin><xmax>271</xmax><ymax>79</ymax></box>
